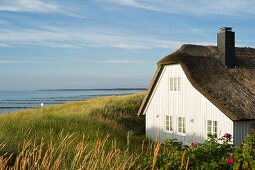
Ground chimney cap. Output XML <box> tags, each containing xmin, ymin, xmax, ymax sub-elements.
<box><xmin>220</xmin><ymin>27</ymin><xmax>232</xmax><ymax>32</ymax></box>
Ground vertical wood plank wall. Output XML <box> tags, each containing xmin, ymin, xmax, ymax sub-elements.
<box><xmin>233</xmin><ymin>121</ymin><xmax>255</xmax><ymax>145</ymax></box>
<box><xmin>144</xmin><ymin>64</ymin><xmax>234</xmax><ymax>145</ymax></box>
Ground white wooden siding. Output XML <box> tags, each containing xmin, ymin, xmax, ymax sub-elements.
<box><xmin>145</xmin><ymin>64</ymin><xmax>234</xmax><ymax>145</ymax></box>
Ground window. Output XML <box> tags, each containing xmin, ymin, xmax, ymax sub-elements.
<box><xmin>178</xmin><ymin>117</ymin><xmax>186</xmax><ymax>133</ymax></box>
<box><xmin>165</xmin><ymin>115</ymin><xmax>173</xmax><ymax>131</ymax></box>
<box><xmin>207</xmin><ymin>120</ymin><xmax>217</xmax><ymax>137</ymax></box>
<box><xmin>169</xmin><ymin>77</ymin><xmax>181</xmax><ymax>91</ymax></box>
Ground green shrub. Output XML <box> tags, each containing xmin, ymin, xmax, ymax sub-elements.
<box><xmin>187</xmin><ymin>135</ymin><xmax>234</xmax><ymax>169</ymax></box>
<box><xmin>233</xmin><ymin>133</ymin><xmax>255</xmax><ymax>169</ymax></box>
<box><xmin>89</xmin><ymin>94</ymin><xmax>145</xmax><ymax>134</ymax></box>
<box><xmin>142</xmin><ymin>134</ymin><xmax>236</xmax><ymax>169</ymax></box>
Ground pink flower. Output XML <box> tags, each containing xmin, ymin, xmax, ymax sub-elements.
<box><xmin>191</xmin><ymin>141</ymin><xmax>199</xmax><ymax>147</ymax></box>
<box><xmin>226</xmin><ymin>157</ymin><xmax>234</xmax><ymax>164</ymax></box>
<box><xmin>224</xmin><ymin>133</ymin><xmax>232</xmax><ymax>138</ymax></box>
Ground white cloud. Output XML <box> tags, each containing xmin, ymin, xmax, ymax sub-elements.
<box><xmin>96</xmin><ymin>59</ymin><xmax>145</xmax><ymax>64</ymax></box>
<box><xmin>0</xmin><ymin>60</ymin><xmax>43</xmax><ymax>64</ymax></box>
<box><xmin>108</xmin><ymin>0</ymin><xmax>255</xmax><ymax>15</ymax></box>
<box><xmin>0</xmin><ymin>23</ymin><xmax>214</xmax><ymax>50</ymax></box>
<box><xmin>0</xmin><ymin>26</ymin><xmax>191</xmax><ymax>50</ymax></box>
<box><xmin>0</xmin><ymin>0</ymin><xmax>85</xmax><ymax>17</ymax></box>
<box><xmin>0</xmin><ymin>43</ymin><xmax>11</xmax><ymax>48</ymax></box>
<box><xmin>0</xmin><ymin>57</ymin><xmax>145</xmax><ymax>65</ymax></box>
<box><xmin>0</xmin><ymin>0</ymin><xmax>58</xmax><ymax>13</ymax></box>
<box><xmin>41</xmin><ymin>43</ymin><xmax>82</xmax><ymax>49</ymax></box>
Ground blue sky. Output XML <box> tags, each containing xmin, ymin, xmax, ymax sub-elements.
<box><xmin>0</xmin><ymin>0</ymin><xmax>255</xmax><ymax>90</ymax></box>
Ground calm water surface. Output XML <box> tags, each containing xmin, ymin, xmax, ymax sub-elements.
<box><xmin>0</xmin><ymin>89</ymin><xmax>145</xmax><ymax>114</ymax></box>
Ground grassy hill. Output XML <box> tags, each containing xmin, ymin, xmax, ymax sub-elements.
<box><xmin>0</xmin><ymin>93</ymin><xmax>150</xmax><ymax>169</ymax></box>
<box><xmin>0</xmin><ymin>93</ymin><xmax>145</xmax><ymax>143</ymax></box>
<box><xmin>1</xmin><ymin>93</ymin><xmax>255</xmax><ymax>169</ymax></box>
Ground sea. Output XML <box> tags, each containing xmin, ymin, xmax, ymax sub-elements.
<box><xmin>0</xmin><ymin>89</ymin><xmax>145</xmax><ymax>114</ymax></box>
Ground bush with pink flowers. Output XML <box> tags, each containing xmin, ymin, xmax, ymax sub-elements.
<box><xmin>141</xmin><ymin>133</ymin><xmax>255</xmax><ymax>169</ymax></box>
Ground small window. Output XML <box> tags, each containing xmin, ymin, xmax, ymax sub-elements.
<box><xmin>207</xmin><ymin>120</ymin><xmax>217</xmax><ymax>137</ymax></box>
<box><xmin>169</xmin><ymin>77</ymin><xmax>181</xmax><ymax>91</ymax></box>
<box><xmin>178</xmin><ymin>117</ymin><xmax>186</xmax><ymax>133</ymax></box>
<box><xmin>165</xmin><ymin>115</ymin><xmax>173</xmax><ymax>131</ymax></box>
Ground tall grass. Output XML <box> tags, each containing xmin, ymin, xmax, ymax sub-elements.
<box><xmin>0</xmin><ymin>93</ymin><xmax>149</xmax><ymax>169</ymax></box>
<box><xmin>0</xmin><ymin>135</ymin><xmax>144</xmax><ymax>169</ymax></box>
<box><xmin>0</xmin><ymin>94</ymin><xmax>145</xmax><ymax>148</ymax></box>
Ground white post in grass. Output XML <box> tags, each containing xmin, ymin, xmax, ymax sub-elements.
<box><xmin>41</xmin><ymin>103</ymin><xmax>44</xmax><ymax>107</ymax></box>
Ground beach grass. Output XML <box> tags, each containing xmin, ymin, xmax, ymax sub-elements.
<box><xmin>0</xmin><ymin>93</ymin><xmax>151</xmax><ymax>169</ymax></box>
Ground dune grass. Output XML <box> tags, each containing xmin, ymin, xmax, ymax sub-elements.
<box><xmin>0</xmin><ymin>93</ymin><xmax>151</xmax><ymax>169</ymax></box>
<box><xmin>0</xmin><ymin>93</ymin><xmax>144</xmax><ymax>142</ymax></box>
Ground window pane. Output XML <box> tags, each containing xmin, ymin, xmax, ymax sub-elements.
<box><xmin>178</xmin><ymin>78</ymin><xmax>181</xmax><ymax>91</ymax></box>
<box><xmin>170</xmin><ymin>116</ymin><xmax>173</xmax><ymax>131</ymax></box>
<box><xmin>213</xmin><ymin>121</ymin><xmax>217</xmax><ymax>136</ymax></box>
<box><xmin>170</xmin><ymin>86</ymin><xmax>173</xmax><ymax>91</ymax></box>
<box><xmin>174</xmin><ymin>78</ymin><xmax>177</xmax><ymax>91</ymax></box>
<box><xmin>165</xmin><ymin>116</ymin><xmax>169</xmax><ymax>130</ymax></box>
<box><xmin>178</xmin><ymin>117</ymin><xmax>185</xmax><ymax>133</ymax></box>
<box><xmin>207</xmin><ymin>120</ymin><xmax>212</xmax><ymax>136</ymax></box>
<box><xmin>213</xmin><ymin>127</ymin><xmax>217</xmax><ymax>135</ymax></box>
<box><xmin>183</xmin><ymin>118</ymin><xmax>186</xmax><ymax>133</ymax></box>
<box><xmin>166</xmin><ymin>125</ymin><xmax>169</xmax><ymax>130</ymax></box>
<box><xmin>178</xmin><ymin>118</ymin><xmax>181</xmax><ymax>132</ymax></box>
<box><xmin>170</xmin><ymin>78</ymin><xmax>173</xmax><ymax>91</ymax></box>
<box><xmin>178</xmin><ymin>78</ymin><xmax>181</xmax><ymax>84</ymax></box>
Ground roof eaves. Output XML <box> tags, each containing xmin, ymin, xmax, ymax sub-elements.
<box><xmin>137</xmin><ymin>66</ymin><xmax>164</xmax><ymax>116</ymax></box>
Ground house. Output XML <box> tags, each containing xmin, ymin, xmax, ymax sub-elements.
<box><xmin>138</xmin><ymin>27</ymin><xmax>255</xmax><ymax>146</ymax></box>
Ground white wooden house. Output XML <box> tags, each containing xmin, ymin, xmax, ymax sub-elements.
<box><xmin>138</xmin><ymin>27</ymin><xmax>255</xmax><ymax>146</ymax></box>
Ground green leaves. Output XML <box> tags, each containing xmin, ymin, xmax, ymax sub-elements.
<box><xmin>233</xmin><ymin>134</ymin><xmax>255</xmax><ymax>170</ymax></box>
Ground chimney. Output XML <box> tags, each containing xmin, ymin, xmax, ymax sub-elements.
<box><xmin>217</xmin><ymin>27</ymin><xmax>235</xmax><ymax>68</ymax></box>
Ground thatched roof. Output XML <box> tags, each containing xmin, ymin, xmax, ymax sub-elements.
<box><xmin>138</xmin><ymin>44</ymin><xmax>255</xmax><ymax>121</ymax></box>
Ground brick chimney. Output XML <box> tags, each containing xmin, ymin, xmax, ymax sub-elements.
<box><xmin>217</xmin><ymin>27</ymin><xmax>235</xmax><ymax>68</ymax></box>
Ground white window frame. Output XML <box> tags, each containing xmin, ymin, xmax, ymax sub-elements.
<box><xmin>165</xmin><ymin>115</ymin><xmax>173</xmax><ymax>133</ymax></box>
<box><xmin>207</xmin><ymin>120</ymin><xmax>217</xmax><ymax>137</ymax></box>
<box><xmin>169</xmin><ymin>77</ymin><xmax>181</xmax><ymax>92</ymax></box>
<box><xmin>177</xmin><ymin>117</ymin><xmax>186</xmax><ymax>135</ymax></box>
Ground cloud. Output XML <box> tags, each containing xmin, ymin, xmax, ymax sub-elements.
<box><xmin>0</xmin><ymin>26</ymin><xmax>213</xmax><ymax>49</ymax></box>
<box><xmin>0</xmin><ymin>0</ymin><xmax>58</xmax><ymax>13</ymax></box>
<box><xmin>108</xmin><ymin>0</ymin><xmax>255</xmax><ymax>16</ymax></box>
<box><xmin>0</xmin><ymin>0</ymin><xmax>85</xmax><ymax>17</ymax></box>
<box><xmin>0</xmin><ymin>43</ymin><xmax>11</xmax><ymax>48</ymax></box>
<box><xmin>42</xmin><ymin>43</ymin><xmax>82</xmax><ymax>49</ymax></box>
<box><xmin>0</xmin><ymin>60</ymin><xmax>43</xmax><ymax>64</ymax></box>
<box><xmin>0</xmin><ymin>57</ymin><xmax>145</xmax><ymax>65</ymax></box>
<box><xmin>95</xmin><ymin>59</ymin><xmax>145</xmax><ymax>64</ymax></box>
<box><xmin>0</xmin><ymin>26</ymin><xmax>193</xmax><ymax>50</ymax></box>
